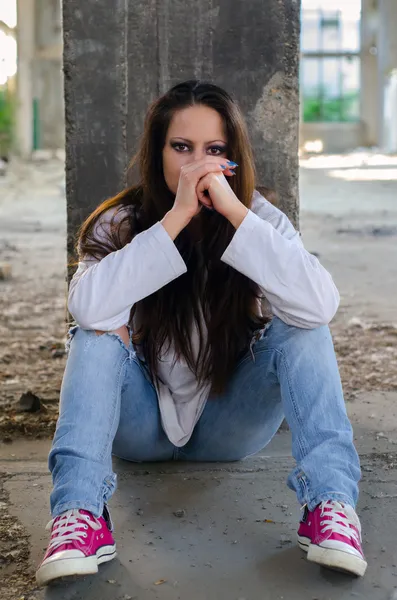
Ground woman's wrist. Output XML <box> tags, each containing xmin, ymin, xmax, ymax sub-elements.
<box><xmin>161</xmin><ymin>208</ymin><xmax>192</xmax><ymax>240</ymax></box>
<box><xmin>224</xmin><ymin>202</ymin><xmax>249</xmax><ymax>229</ymax></box>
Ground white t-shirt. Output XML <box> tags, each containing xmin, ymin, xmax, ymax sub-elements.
<box><xmin>68</xmin><ymin>190</ymin><xmax>339</xmax><ymax>446</ymax></box>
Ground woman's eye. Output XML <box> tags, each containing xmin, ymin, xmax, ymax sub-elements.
<box><xmin>172</xmin><ymin>143</ymin><xmax>189</xmax><ymax>152</ymax></box>
<box><xmin>207</xmin><ymin>146</ymin><xmax>226</xmax><ymax>156</ymax></box>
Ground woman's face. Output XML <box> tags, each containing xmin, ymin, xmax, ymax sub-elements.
<box><xmin>162</xmin><ymin>104</ymin><xmax>228</xmax><ymax>194</ymax></box>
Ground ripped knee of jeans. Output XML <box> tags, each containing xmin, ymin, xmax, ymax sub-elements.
<box><xmin>65</xmin><ymin>324</ymin><xmax>132</xmax><ymax>354</ymax></box>
<box><xmin>95</xmin><ymin>326</ymin><xmax>131</xmax><ymax>350</ymax></box>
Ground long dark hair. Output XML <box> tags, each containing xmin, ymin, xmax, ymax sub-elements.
<box><xmin>75</xmin><ymin>80</ymin><xmax>270</xmax><ymax>393</ymax></box>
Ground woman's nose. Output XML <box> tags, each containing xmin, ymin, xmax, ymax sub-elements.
<box><xmin>192</xmin><ymin>148</ymin><xmax>206</xmax><ymax>162</ymax></box>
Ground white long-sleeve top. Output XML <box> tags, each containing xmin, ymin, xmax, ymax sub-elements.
<box><xmin>68</xmin><ymin>190</ymin><xmax>339</xmax><ymax>446</ymax></box>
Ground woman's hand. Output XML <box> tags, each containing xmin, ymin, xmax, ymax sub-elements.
<box><xmin>172</xmin><ymin>157</ymin><xmax>236</xmax><ymax>219</ymax></box>
<box><xmin>196</xmin><ymin>172</ymin><xmax>248</xmax><ymax>229</ymax></box>
<box><xmin>161</xmin><ymin>158</ymin><xmax>236</xmax><ymax>240</ymax></box>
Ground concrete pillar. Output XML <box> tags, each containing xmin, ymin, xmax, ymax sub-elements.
<box><xmin>16</xmin><ymin>0</ymin><xmax>35</xmax><ymax>158</ymax></box>
<box><xmin>16</xmin><ymin>0</ymin><xmax>63</xmax><ymax>155</ymax></box>
<box><xmin>64</xmin><ymin>0</ymin><xmax>301</xmax><ymax>261</ymax></box>
<box><xmin>378</xmin><ymin>0</ymin><xmax>397</xmax><ymax>151</ymax></box>
<box><xmin>360</xmin><ymin>0</ymin><xmax>380</xmax><ymax>146</ymax></box>
<box><xmin>34</xmin><ymin>0</ymin><xmax>64</xmax><ymax>150</ymax></box>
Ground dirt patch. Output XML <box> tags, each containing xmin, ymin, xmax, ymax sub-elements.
<box><xmin>0</xmin><ymin>158</ymin><xmax>68</xmax><ymax>442</ymax></box>
<box><xmin>0</xmin><ymin>342</ymin><xmax>66</xmax><ymax>442</ymax></box>
<box><xmin>333</xmin><ymin>320</ymin><xmax>397</xmax><ymax>400</ymax></box>
<box><xmin>0</xmin><ymin>298</ymin><xmax>66</xmax><ymax>442</ymax></box>
<box><xmin>0</xmin><ymin>474</ymin><xmax>38</xmax><ymax>599</ymax></box>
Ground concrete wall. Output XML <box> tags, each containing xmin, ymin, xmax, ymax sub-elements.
<box><xmin>300</xmin><ymin>122</ymin><xmax>364</xmax><ymax>154</ymax></box>
<box><xmin>64</xmin><ymin>0</ymin><xmax>301</xmax><ymax>261</ymax></box>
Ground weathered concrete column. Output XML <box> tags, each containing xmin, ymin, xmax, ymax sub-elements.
<box><xmin>35</xmin><ymin>0</ymin><xmax>64</xmax><ymax>150</ymax></box>
<box><xmin>360</xmin><ymin>0</ymin><xmax>380</xmax><ymax>146</ymax></box>
<box><xmin>64</xmin><ymin>1</ymin><xmax>301</xmax><ymax>262</ymax></box>
<box><xmin>378</xmin><ymin>0</ymin><xmax>397</xmax><ymax>151</ymax></box>
<box><xmin>16</xmin><ymin>0</ymin><xmax>35</xmax><ymax>158</ymax></box>
<box><xmin>16</xmin><ymin>0</ymin><xmax>64</xmax><ymax>155</ymax></box>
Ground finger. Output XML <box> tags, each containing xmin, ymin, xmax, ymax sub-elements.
<box><xmin>189</xmin><ymin>156</ymin><xmax>232</xmax><ymax>169</ymax></box>
<box><xmin>189</xmin><ymin>160</ymin><xmax>237</xmax><ymax>177</ymax></box>
<box><xmin>197</xmin><ymin>186</ymin><xmax>213</xmax><ymax>206</ymax></box>
<box><xmin>199</xmin><ymin>192</ymin><xmax>213</xmax><ymax>208</ymax></box>
<box><xmin>196</xmin><ymin>173</ymin><xmax>216</xmax><ymax>204</ymax></box>
<box><xmin>199</xmin><ymin>196</ymin><xmax>213</xmax><ymax>209</ymax></box>
<box><xmin>198</xmin><ymin>190</ymin><xmax>211</xmax><ymax>206</ymax></box>
<box><xmin>181</xmin><ymin>159</ymin><xmax>236</xmax><ymax>181</ymax></box>
<box><xmin>179</xmin><ymin>164</ymin><xmax>222</xmax><ymax>192</ymax></box>
<box><xmin>200</xmin><ymin>202</ymin><xmax>215</xmax><ymax>212</ymax></box>
<box><xmin>185</xmin><ymin>163</ymin><xmax>227</xmax><ymax>185</ymax></box>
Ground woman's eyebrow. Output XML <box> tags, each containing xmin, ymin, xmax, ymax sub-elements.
<box><xmin>170</xmin><ymin>137</ymin><xmax>227</xmax><ymax>144</ymax></box>
<box><xmin>170</xmin><ymin>137</ymin><xmax>192</xmax><ymax>143</ymax></box>
<box><xmin>206</xmin><ymin>139</ymin><xmax>227</xmax><ymax>145</ymax></box>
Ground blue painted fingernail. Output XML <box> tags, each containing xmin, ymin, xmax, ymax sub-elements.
<box><xmin>227</xmin><ymin>161</ymin><xmax>238</xmax><ymax>167</ymax></box>
<box><xmin>221</xmin><ymin>164</ymin><xmax>227</xmax><ymax>169</ymax></box>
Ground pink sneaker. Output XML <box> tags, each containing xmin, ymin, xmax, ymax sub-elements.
<box><xmin>36</xmin><ymin>507</ymin><xmax>117</xmax><ymax>586</ymax></box>
<box><xmin>297</xmin><ymin>500</ymin><xmax>367</xmax><ymax>576</ymax></box>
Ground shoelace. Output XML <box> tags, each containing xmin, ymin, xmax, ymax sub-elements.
<box><xmin>46</xmin><ymin>509</ymin><xmax>102</xmax><ymax>552</ymax></box>
<box><xmin>319</xmin><ymin>500</ymin><xmax>361</xmax><ymax>544</ymax></box>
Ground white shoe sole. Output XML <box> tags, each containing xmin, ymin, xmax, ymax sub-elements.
<box><xmin>35</xmin><ymin>544</ymin><xmax>117</xmax><ymax>586</ymax></box>
<box><xmin>298</xmin><ymin>535</ymin><xmax>367</xmax><ymax>577</ymax></box>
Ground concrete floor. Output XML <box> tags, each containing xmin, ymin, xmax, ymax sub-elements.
<box><xmin>2</xmin><ymin>390</ymin><xmax>397</xmax><ymax>600</ymax></box>
<box><xmin>300</xmin><ymin>153</ymin><xmax>397</xmax><ymax>324</ymax></box>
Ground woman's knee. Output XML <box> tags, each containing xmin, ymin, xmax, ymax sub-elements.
<box><xmin>269</xmin><ymin>318</ymin><xmax>332</xmax><ymax>351</ymax></box>
<box><xmin>62</xmin><ymin>326</ymin><xmax>132</xmax><ymax>400</ymax></box>
<box><xmin>66</xmin><ymin>324</ymin><xmax>131</xmax><ymax>360</ymax></box>
<box><xmin>95</xmin><ymin>325</ymin><xmax>130</xmax><ymax>347</ymax></box>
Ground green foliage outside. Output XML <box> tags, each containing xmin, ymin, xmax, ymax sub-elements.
<box><xmin>303</xmin><ymin>92</ymin><xmax>359</xmax><ymax>123</ymax></box>
<box><xmin>0</xmin><ymin>88</ymin><xmax>15</xmax><ymax>157</ymax></box>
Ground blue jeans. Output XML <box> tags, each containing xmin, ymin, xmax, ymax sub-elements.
<box><xmin>48</xmin><ymin>317</ymin><xmax>361</xmax><ymax>517</ymax></box>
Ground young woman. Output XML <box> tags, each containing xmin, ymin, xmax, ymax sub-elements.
<box><xmin>36</xmin><ymin>80</ymin><xmax>366</xmax><ymax>586</ymax></box>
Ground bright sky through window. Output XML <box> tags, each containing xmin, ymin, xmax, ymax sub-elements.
<box><xmin>302</xmin><ymin>0</ymin><xmax>361</xmax><ymax>19</ymax></box>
